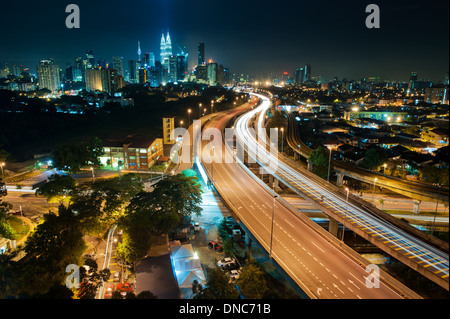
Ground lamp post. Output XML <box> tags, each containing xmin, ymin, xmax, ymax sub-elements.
<box><xmin>327</xmin><ymin>146</ymin><xmax>332</xmax><ymax>182</ymax></box>
<box><xmin>383</xmin><ymin>163</ymin><xmax>387</xmax><ymax>175</ymax></box>
<box><xmin>91</xmin><ymin>167</ymin><xmax>95</xmax><ymax>181</ymax></box>
<box><xmin>188</xmin><ymin>109</ymin><xmax>191</xmax><ymax>126</ymax></box>
<box><xmin>431</xmin><ymin>185</ymin><xmax>441</xmax><ymax>236</ymax></box>
<box><xmin>270</xmin><ymin>195</ymin><xmax>278</xmax><ymax>259</ymax></box>
<box><xmin>211</xmin><ymin>146</ymin><xmax>215</xmax><ymax>187</ymax></box>
<box><xmin>199</xmin><ymin>103</ymin><xmax>202</xmax><ymax>118</ymax></box>
<box><xmin>342</xmin><ymin>187</ymin><xmax>349</xmax><ymax>242</ymax></box>
<box><xmin>280</xmin><ymin>127</ymin><xmax>284</xmax><ymax>154</ymax></box>
<box><xmin>371</xmin><ymin>178</ymin><xmax>377</xmax><ymax>204</ymax></box>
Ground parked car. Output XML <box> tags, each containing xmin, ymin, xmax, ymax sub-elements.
<box><xmin>116</xmin><ymin>283</ymin><xmax>135</xmax><ymax>297</ymax></box>
<box><xmin>113</xmin><ymin>271</ymin><xmax>121</xmax><ymax>282</ymax></box>
<box><xmin>229</xmin><ymin>269</ymin><xmax>240</xmax><ymax>282</ymax></box>
<box><xmin>218</xmin><ymin>257</ymin><xmax>236</xmax><ymax>268</ymax></box>
<box><xmin>104</xmin><ymin>283</ymin><xmax>115</xmax><ymax>299</ymax></box>
<box><xmin>208</xmin><ymin>241</ymin><xmax>223</xmax><ymax>252</ymax></box>
<box><xmin>222</xmin><ymin>262</ymin><xmax>240</xmax><ymax>271</ymax></box>
<box><xmin>194</xmin><ymin>222</ymin><xmax>200</xmax><ymax>232</ymax></box>
<box><xmin>83</xmin><ymin>253</ymin><xmax>97</xmax><ymax>261</ymax></box>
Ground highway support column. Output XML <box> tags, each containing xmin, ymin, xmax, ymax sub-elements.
<box><xmin>328</xmin><ymin>216</ymin><xmax>339</xmax><ymax>237</ymax></box>
<box><xmin>336</xmin><ymin>172</ymin><xmax>344</xmax><ymax>187</ymax></box>
<box><xmin>413</xmin><ymin>199</ymin><xmax>421</xmax><ymax>215</ymax></box>
<box><xmin>307</xmin><ymin>160</ymin><xmax>313</xmax><ymax>172</ymax></box>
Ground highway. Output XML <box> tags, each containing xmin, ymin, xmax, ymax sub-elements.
<box><xmin>234</xmin><ymin>93</ymin><xmax>449</xmax><ymax>290</ymax></box>
<box><xmin>198</xmin><ymin>97</ymin><xmax>414</xmax><ymax>299</ymax></box>
<box><xmin>286</xmin><ymin>111</ymin><xmax>449</xmax><ymax>205</ymax></box>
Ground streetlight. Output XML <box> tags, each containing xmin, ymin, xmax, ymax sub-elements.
<box><xmin>280</xmin><ymin>127</ymin><xmax>284</xmax><ymax>154</ymax></box>
<box><xmin>210</xmin><ymin>146</ymin><xmax>216</xmax><ymax>187</ymax></box>
<box><xmin>91</xmin><ymin>167</ymin><xmax>95</xmax><ymax>181</ymax></box>
<box><xmin>180</xmin><ymin>120</ymin><xmax>184</xmax><ymax>127</ymax></box>
<box><xmin>199</xmin><ymin>103</ymin><xmax>202</xmax><ymax>118</ymax></box>
<box><xmin>431</xmin><ymin>185</ymin><xmax>441</xmax><ymax>236</ymax></box>
<box><xmin>0</xmin><ymin>162</ymin><xmax>5</xmax><ymax>180</ymax></box>
<box><xmin>383</xmin><ymin>163</ymin><xmax>387</xmax><ymax>175</ymax></box>
<box><xmin>327</xmin><ymin>146</ymin><xmax>332</xmax><ymax>182</ymax></box>
<box><xmin>270</xmin><ymin>195</ymin><xmax>278</xmax><ymax>259</ymax></box>
<box><xmin>371</xmin><ymin>178</ymin><xmax>377</xmax><ymax>204</ymax></box>
<box><xmin>342</xmin><ymin>187</ymin><xmax>350</xmax><ymax>242</ymax></box>
<box><xmin>188</xmin><ymin>109</ymin><xmax>191</xmax><ymax>126</ymax></box>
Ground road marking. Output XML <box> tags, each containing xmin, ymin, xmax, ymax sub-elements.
<box><xmin>311</xmin><ymin>241</ymin><xmax>325</xmax><ymax>253</ymax></box>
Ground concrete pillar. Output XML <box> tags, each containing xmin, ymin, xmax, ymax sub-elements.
<box><xmin>413</xmin><ymin>200</ymin><xmax>421</xmax><ymax>215</ymax></box>
<box><xmin>328</xmin><ymin>217</ymin><xmax>338</xmax><ymax>237</ymax></box>
<box><xmin>336</xmin><ymin>172</ymin><xmax>344</xmax><ymax>187</ymax></box>
<box><xmin>307</xmin><ymin>160</ymin><xmax>313</xmax><ymax>172</ymax></box>
<box><xmin>274</xmin><ymin>178</ymin><xmax>279</xmax><ymax>192</ymax></box>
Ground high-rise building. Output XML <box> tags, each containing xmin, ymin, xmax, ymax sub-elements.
<box><xmin>207</xmin><ymin>60</ymin><xmax>218</xmax><ymax>86</ymax></box>
<box><xmin>304</xmin><ymin>64</ymin><xmax>311</xmax><ymax>82</ymax></box>
<box><xmin>85</xmin><ymin>50</ymin><xmax>95</xmax><ymax>68</ymax></box>
<box><xmin>195</xmin><ymin>64</ymin><xmax>208</xmax><ymax>83</ymax></box>
<box><xmin>148</xmin><ymin>52</ymin><xmax>155</xmax><ymax>68</ymax></box>
<box><xmin>160</xmin><ymin>31</ymin><xmax>172</xmax><ymax>69</ymax></box>
<box><xmin>85</xmin><ymin>68</ymin><xmax>103</xmax><ymax>92</ymax></box>
<box><xmin>128</xmin><ymin>60</ymin><xmax>138</xmax><ymax>84</ymax></box>
<box><xmin>198</xmin><ymin>43</ymin><xmax>205</xmax><ymax>66</ymax></box>
<box><xmin>74</xmin><ymin>57</ymin><xmax>84</xmax><ymax>82</ymax></box>
<box><xmin>176</xmin><ymin>55</ymin><xmax>187</xmax><ymax>82</ymax></box>
<box><xmin>294</xmin><ymin>67</ymin><xmax>304</xmax><ymax>84</ymax></box>
<box><xmin>112</xmin><ymin>56</ymin><xmax>125</xmax><ymax>77</ymax></box>
<box><xmin>137</xmin><ymin>41</ymin><xmax>141</xmax><ymax>62</ymax></box>
<box><xmin>36</xmin><ymin>59</ymin><xmax>61</xmax><ymax>92</ymax></box>
<box><xmin>85</xmin><ymin>67</ymin><xmax>124</xmax><ymax>94</ymax></box>
<box><xmin>168</xmin><ymin>55</ymin><xmax>177</xmax><ymax>83</ymax></box>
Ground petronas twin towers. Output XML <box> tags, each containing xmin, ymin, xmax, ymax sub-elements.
<box><xmin>160</xmin><ymin>31</ymin><xmax>172</xmax><ymax>68</ymax></box>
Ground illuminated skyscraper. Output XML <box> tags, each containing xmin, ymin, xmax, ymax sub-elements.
<box><xmin>160</xmin><ymin>31</ymin><xmax>172</xmax><ymax>68</ymax></box>
<box><xmin>36</xmin><ymin>59</ymin><xmax>61</xmax><ymax>92</ymax></box>
<box><xmin>137</xmin><ymin>41</ymin><xmax>141</xmax><ymax>62</ymax></box>
<box><xmin>198</xmin><ymin>43</ymin><xmax>205</xmax><ymax>66</ymax></box>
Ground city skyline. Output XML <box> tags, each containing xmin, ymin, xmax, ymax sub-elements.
<box><xmin>0</xmin><ymin>0</ymin><xmax>448</xmax><ymax>82</ymax></box>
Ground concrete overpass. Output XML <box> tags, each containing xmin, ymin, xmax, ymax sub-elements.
<box><xmin>286</xmin><ymin>112</ymin><xmax>449</xmax><ymax>208</ymax></box>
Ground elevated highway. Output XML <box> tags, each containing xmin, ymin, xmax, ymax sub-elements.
<box><xmin>243</xmin><ymin>93</ymin><xmax>448</xmax><ymax>290</ymax></box>
<box><xmin>286</xmin><ymin>112</ymin><xmax>449</xmax><ymax>205</ymax></box>
<box><xmin>193</xmin><ymin>97</ymin><xmax>420</xmax><ymax>299</ymax></box>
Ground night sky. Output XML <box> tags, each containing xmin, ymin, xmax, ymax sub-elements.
<box><xmin>0</xmin><ymin>0</ymin><xmax>448</xmax><ymax>82</ymax></box>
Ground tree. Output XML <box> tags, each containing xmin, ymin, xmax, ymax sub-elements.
<box><xmin>52</xmin><ymin>137</ymin><xmax>104</xmax><ymax>174</ymax></box>
<box><xmin>137</xmin><ymin>290</ymin><xmax>158</xmax><ymax>299</ymax></box>
<box><xmin>192</xmin><ymin>266</ymin><xmax>239</xmax><ymax>299</ymax></box>
<box><xmin>22</xmin><ymin>205</ymin><xmax>86</xmax><ymax>295</ymax></box>
<box><xmin>309</xmin><ymin>146</ymin><xmax>329</xmax><ymax>179</ymax></box>
<box><xmin>117</xmin><ymin>174</ymin><xmax>203</xmax><ymax>263</ymax></box>
<box><xmin>77</xmin><ymin>267</ymin><xmax>111</xmax><ymax>299</ymax></box>
<box><xmin>36</xmin><ymin>174</ymin><xmax>76</xmax><ymax>203</ymax></box>
<box><xmin>236</xmin><ymin>259</ymin><xmax>269</xmax><ymax>299</ymax></box>
<box><xmin>360</xmin><ymin>148</ymin><xmax>384</xmax><ymax>171</ymax></box>
<box><xmin>419</xmin><ymin>166</ymin><xmax>449</xmax><ymax>186</ymax></box>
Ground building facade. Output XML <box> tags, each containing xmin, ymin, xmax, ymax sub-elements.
<box><xmin>101</xmin><ymin>136</ymin><xmax>164</xmax><ymax>170</ymax></box>
<box><xmin>36</xmin><ymin>59</ymin><xmax>61</xmax><ymax>92</ymax></box>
